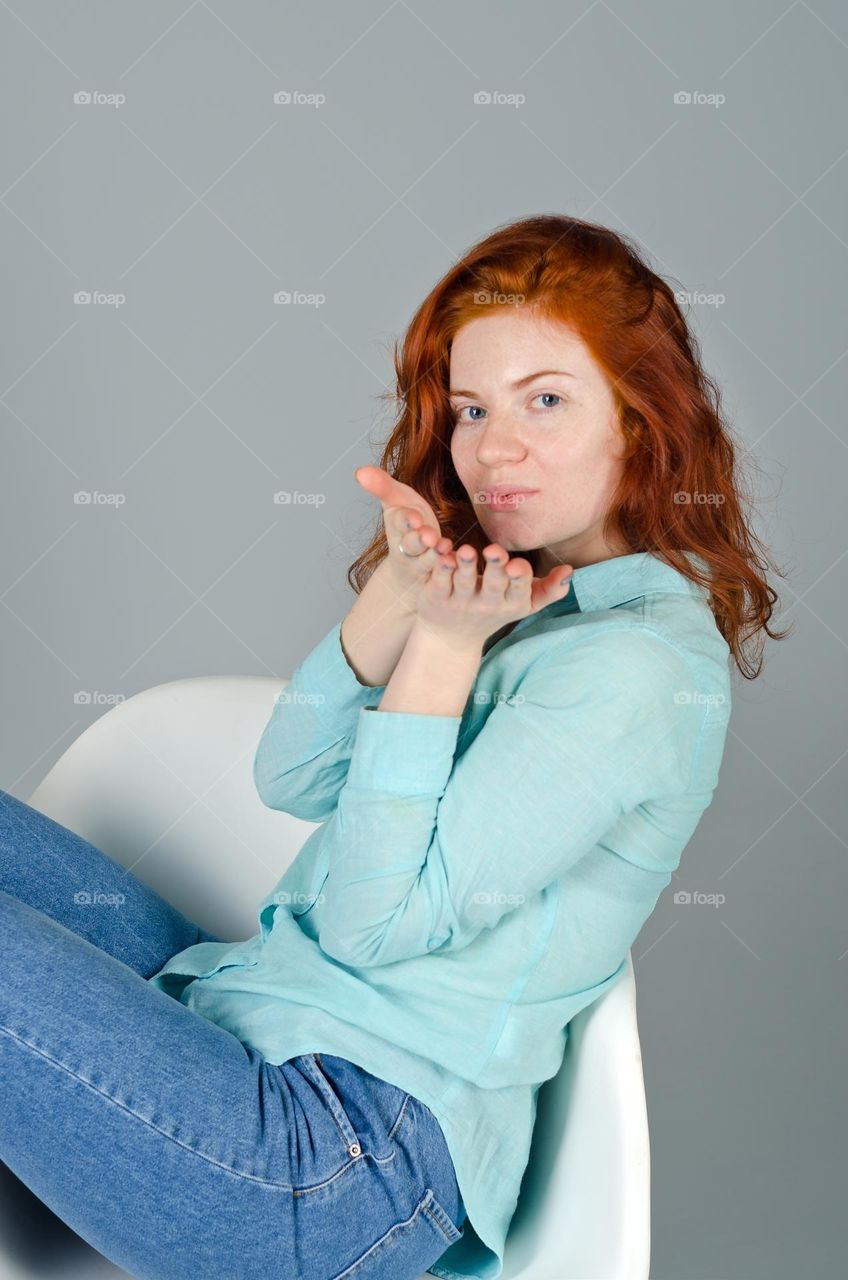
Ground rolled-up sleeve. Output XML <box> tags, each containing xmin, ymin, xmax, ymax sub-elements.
<box><xmin>252</xmin><ymin>620</ymin><xmax>387</xmax><ymax>821</ymax></box>
<box><xmin>317</xmin><ymin>628</ymin><xmax>708</xmax><ymax>968</ymax></box>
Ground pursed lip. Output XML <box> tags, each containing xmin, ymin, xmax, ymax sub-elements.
<box><xmin>477</xmin><ymin>485</ymin><xmax>540</xmax><ymax>500</ymax></box>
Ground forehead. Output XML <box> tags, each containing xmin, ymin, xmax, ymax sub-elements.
<box><xmin>450</xmin><ymin>308</ymin><xmax>591</xmax><ymax>368</ymax></box>
<box><xmin>449</xmin><ymin>311</ymin><xmax>593</xmax><ymax>383</ymax></box>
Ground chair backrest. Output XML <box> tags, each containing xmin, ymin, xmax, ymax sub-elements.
<box><xmin>27</xmin><ymin>675</ymin><xmax>650</xmax><ymax>1280</ymax></box>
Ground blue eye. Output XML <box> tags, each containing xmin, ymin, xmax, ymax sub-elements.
<box><xmin>451</xmin><ymin>393</ymin><xmax>564</xmax><ymax>423</ymax></box>
<box><xmin>452</xmin><ymin>404</ymin><xmax>486</xmax><ymax>423</ymax></box>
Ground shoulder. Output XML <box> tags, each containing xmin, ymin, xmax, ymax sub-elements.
<box><xmin>526</xmin><ymin>617</ymin><xmax>697</xmax><ymax>694</ymax></box>
<box><xmin>534</xmin><ymin>598</ymin><xmax>730</xmax><ymax>712</ymax></box>
<box><xmin>508</xmin><ymin>622</ymin><xmax>706</xmax><ymax>799</ymax></box>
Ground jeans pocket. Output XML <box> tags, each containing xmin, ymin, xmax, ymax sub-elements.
<box><xmin>301</xmin><ymin>1053</ymin><xmax>365</xmax><ymax>1159</ymax></box>
<box><xmin>418</xmin><ymin>1186</ymin><xmax>464</xmax><ymax>1246</ymax></box>
<box><xmin>307</xmin><ymin>1053</ymin><xmax>413</xmax><ymax>1166</ymax></box>
<box><xmin>327</xmin><ymin>1187</ymin><xmax>463</xmax><ymax>1280</ymax></box>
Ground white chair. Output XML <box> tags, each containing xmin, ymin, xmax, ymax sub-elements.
<box><xmin>2</xmin><ymin>674</ymin><xmax>652</xmax><ymax>1280</ymax></box>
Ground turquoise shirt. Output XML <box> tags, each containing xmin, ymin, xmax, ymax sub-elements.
<box><xmin>148</xmin><ymin>550</ymin><xmax>732</xmax><ymax>1279</ymax></box>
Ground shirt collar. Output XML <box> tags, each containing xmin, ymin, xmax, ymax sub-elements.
<box><xmin>535</xmin><ymin>550</ymin><xmax>711</xmax><ymax>622</ymax></box>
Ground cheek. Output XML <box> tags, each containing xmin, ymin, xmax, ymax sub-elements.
<box><xmin>545</xmin><ymin>417</ymin><xmax>623</xmax><ymax>482</ymax></box>
<box><xmin>450</xmin><ymin>433</ymin><xmax>473</xmax><ymax>482</ymax></box>
<box><xmin>535</xmin><ymin>436</ymin><xmax>623</xmax><ymax>520</ymax></box>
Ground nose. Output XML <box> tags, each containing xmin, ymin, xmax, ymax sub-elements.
<box><xmin>474</xmin><ymin>412</ymin><xmax>527</xmax><ymax>466</ymax></box>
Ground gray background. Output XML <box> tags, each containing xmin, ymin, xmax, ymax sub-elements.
<box><xmin>2</xmin><ymin>2</ymin><xmax>846</xmax><ymax>1277</ymax></box>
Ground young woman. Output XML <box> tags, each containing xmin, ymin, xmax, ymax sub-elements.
<box><xmin>0</xmin><ymin>215</ymin><xmax>786</xmax><ymax>1280</ymax></box>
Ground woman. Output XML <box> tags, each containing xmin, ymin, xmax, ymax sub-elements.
<box><xmin>0</xmin><ymin>215</ymin><xmax>786</xmax><ymax>1279</ymax></box>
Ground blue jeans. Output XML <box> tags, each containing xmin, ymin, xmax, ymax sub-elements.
<box><xmin>0</xmin><ymin>788</ymin><xmax>466</xmax><ymax>1279</ymax></box>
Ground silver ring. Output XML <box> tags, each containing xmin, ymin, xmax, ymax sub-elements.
<box><xmin>397</xmin><ymin>539</ymin><xmax>424</xmax><ymax>558</ymax></box>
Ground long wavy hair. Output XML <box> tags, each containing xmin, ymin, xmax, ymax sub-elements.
<box><xmin>347</xmin><ymin>214</ymin><xmax>790</xmax><ymax>680</ymax></box>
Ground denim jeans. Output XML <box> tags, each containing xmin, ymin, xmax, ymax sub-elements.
<box><xmin>0</xmin><ymin>788</ymin><xmax>466</xmax><ymax>1279</ymax></box>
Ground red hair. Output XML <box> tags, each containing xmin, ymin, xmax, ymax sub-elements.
<box><xmin>348</xmin><ymin>214</ymin><xmax>791</xmax><ymax>680</ymax></box>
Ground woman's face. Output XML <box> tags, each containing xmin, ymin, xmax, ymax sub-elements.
<box><xmin>448</xmin><ymin>308</ymin><xmax>629</xmax><ymax>572</ymax></box>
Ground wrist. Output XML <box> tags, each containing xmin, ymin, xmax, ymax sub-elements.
<box><xmin>408</xmin><ymin>617</ymin><xmax>484</xmax><ymax>664</ymax></box>
<box><xmin>373</xmin><ymin>558</ymin><xmax>420</xmax><ymax>617</ymax></box>
<box><xmin>376</xmin><ymin>618</ymin><xmax>481</xmax><ymax>717</ymax></box>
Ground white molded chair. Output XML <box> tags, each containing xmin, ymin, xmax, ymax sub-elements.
<box><xmin>2</xmin><ymin>675</ymin><xmax>651</xmax><ymax>1280</ymax></box>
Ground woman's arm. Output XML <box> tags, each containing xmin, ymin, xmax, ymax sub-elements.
<box><xmin>253</xmin><ymin>471</ymin><xmax>456</xmax><ymax>821</ymax></box>
<box><xmin>337</xmin><ymin>558</ymin><xmax>420</xmax><ymax>686</ymax></box>
<box><xmin>315</xmin><ymin>626</ymin><xmax>710</xmax><ymax>968</ymax></box>
<box><xmin>253</xmin><ymin>563</ymin><xmax>440</xmax><ymax>821</ymax></box>
<box><xmin>373</xmin><ymin>615</ymin><xmax>483</xmax><ymax>717</ymax></box>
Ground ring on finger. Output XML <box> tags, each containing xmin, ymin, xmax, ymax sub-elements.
<box><xmin>397</xmin><ymin>538</ymin><xmax>426</xmax><ymax>558</ymax></box>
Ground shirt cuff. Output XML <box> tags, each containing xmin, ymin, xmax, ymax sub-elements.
<box><xmin>287</xmin><ymin>620</ymin><xmax>388</xmax><ymax>727</ymax></box>
<box><xmin>347</xmin><ymin>704</ymin><xmax>463</xmax><ymax>795</ymax></box>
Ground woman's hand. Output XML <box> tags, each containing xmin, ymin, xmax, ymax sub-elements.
<box><xmin>354</xmin><ymin>465</ymin><xmax>455</xmax><ymax>607</ymax></box>
<box><xmin>415</xmin><ymin>541</ymin><xmax>573</xmax><ymax>648</ymax></box>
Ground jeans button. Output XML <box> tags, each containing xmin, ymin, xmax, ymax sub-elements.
<box><xmin>349</xmin><ymin>1142</ymin><xmax>362</xmax><ymax>1157</ymax></box>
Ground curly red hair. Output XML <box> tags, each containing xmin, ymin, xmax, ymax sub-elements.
<box><xmin>347</xmin><ymin>214</ymin><xmax>791</xmax><ymax>680</ymax></box>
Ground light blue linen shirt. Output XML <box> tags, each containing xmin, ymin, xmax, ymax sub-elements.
<box><xmin>148</xmin><ymin>550</ymin><xmax>732</xmax><ymax>1279</ymax></box>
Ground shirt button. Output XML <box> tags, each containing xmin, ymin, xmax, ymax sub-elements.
<box><xmin>349</xmin><ymin>1142</ymin><xmax>362</xmax><ymax>1157</ymax></box>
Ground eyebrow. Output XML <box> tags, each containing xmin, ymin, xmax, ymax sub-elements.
<box><xmin>448</xmin><ymin>369</ymin><xmax>577</xmax><ymax>398</ymax></box>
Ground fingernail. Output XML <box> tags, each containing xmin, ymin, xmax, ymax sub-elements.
<box><xmin>560</xmin><ymin>575</ymin><xmax>572</xmax><ymax>586</ymax></box>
